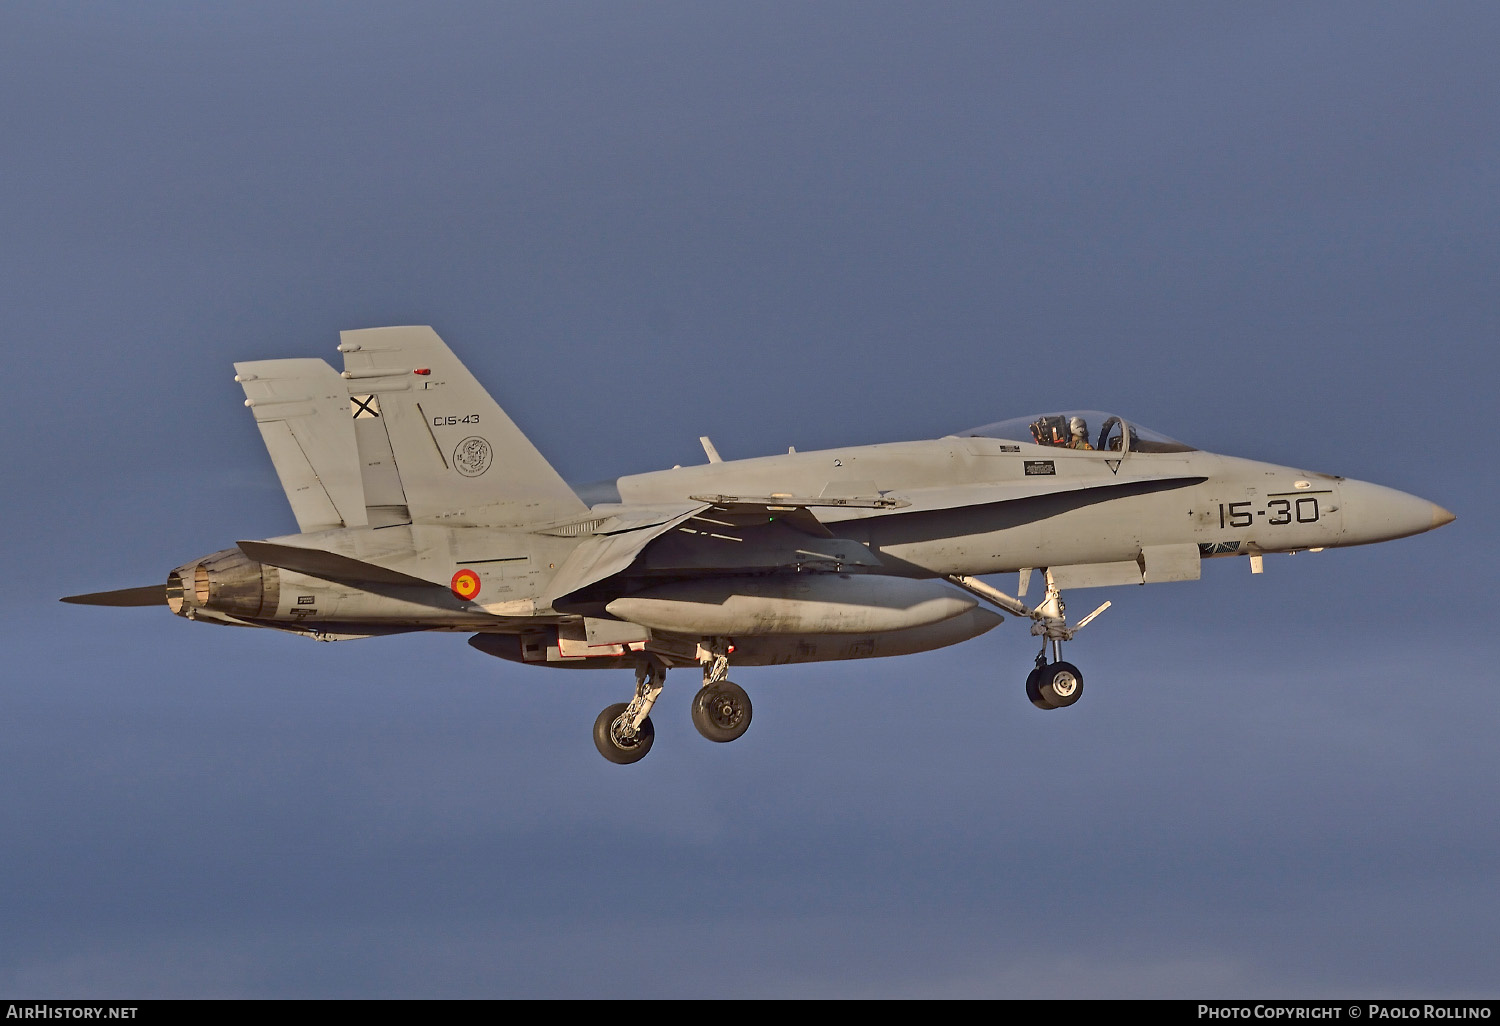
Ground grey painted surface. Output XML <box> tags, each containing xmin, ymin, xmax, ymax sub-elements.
<box><xmin>8</xmin><ymin>3</ymin><xmax>1496</xmax><ymax>998</ymax></box>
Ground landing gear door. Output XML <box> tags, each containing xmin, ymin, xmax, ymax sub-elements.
<box><xmin>1139</xmin><ymin>543</ymin><xmax>1201</xmax><ymax>584</ymax></box>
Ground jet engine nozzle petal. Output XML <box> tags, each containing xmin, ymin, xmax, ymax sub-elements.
<box><xmin>167</xmin><ymin>548</ymin><xmax>280</xmax><ymax>619</ymax></box>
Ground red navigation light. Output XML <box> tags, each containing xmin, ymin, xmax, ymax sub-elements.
<box><xmin>414</xmin><ymin>368</ymin><xmax>431</xmax><ymax>375</ymax></box>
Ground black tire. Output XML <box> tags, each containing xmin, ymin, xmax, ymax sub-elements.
<box><xmin>593</xmin><ymin>702</ymin><xmax>655</xmax><ymax>764</ymax></box>
<box><xmin>1025</xmin><ymin>665</ymin><xmax>1053</xmax><ymax>709</ymax></box>
<box><xmin>1037</xmin><ymin>661</ymin><xmax>1083</xmax><ymax>708</ymax></box>
<box><xmin>691</xmin><ymin>681</ymin><xmax>753</xmax><ymax>743</ymax></box>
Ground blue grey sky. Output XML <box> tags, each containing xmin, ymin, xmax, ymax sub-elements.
<box><xmin>2</xmin><ymin>2</ymin><xmax>1495</xmax><ymax>997</ymax></box>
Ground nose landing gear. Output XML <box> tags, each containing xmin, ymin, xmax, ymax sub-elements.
<box><xmin>949</xmin><ymin>569</ymin><xmax>1108</xmax><ymax>711</ymax></box>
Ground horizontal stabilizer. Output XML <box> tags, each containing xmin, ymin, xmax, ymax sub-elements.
<box><xmin>236</xmin><ymin>540</ymin><xmax>438</xmax><ymax>588</ymax></box>
<box><xmin>60</xmin><ymin>585</ymin><xmax>165</xmax><ymax>607</ymax></box>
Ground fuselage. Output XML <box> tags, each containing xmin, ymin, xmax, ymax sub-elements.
<box><xmin>607</xmin><ymin>432</ymin><xmax>1450</xmax><ymax>580</ymax></box>
<box><xmin>155</xmin><ymin>416</ymin><xmax>1453</xmax><ymax>667</ymax></box>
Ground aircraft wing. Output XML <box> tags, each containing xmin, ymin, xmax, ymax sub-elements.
<box><xmin>590</xmin><ymin>479</ymin><xmax>1208</xmax><ymax>582</ymax></box>
<box><xmin>541</xmin><ymin>502</ymin><xmax>708</xmax><ymax>606</ymax></box>
<box><xmin>584</xmin><ymin>504</ymin><xmax>711</xmax><ymax>534</ymax></box>
<box><xmin>681</xmin><ymin>472</ymin><xmax>1204</xmax><ymax>529</ymax></box>
<box><xmin>814</xmin><ymin>472</ymin><xmax>1208</xmax><ymax>522</ymax></box>
<box><xmin>684</xmin><ymin>493</ymin><xmax>904</xmax><ymax>537</ymax></box>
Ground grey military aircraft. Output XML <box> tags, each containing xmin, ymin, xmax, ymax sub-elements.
<box><xmin>64</xmin><ymin>326</ymin><xmax>1455</xmax><ymax>763</ymax></box>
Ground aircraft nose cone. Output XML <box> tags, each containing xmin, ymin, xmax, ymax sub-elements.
<box><xmin>1339</xmin><ymin>480</ymin><xmax>1455</xmax><ymax>546</ymax></box>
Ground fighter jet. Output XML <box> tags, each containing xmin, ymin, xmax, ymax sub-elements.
<box><xmin>63</xmin><ymin>326</ymin><xmax>1455</xmax><ymax>763</ymax></box>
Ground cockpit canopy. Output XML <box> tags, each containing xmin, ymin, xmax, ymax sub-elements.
<box><xmin>960</xmin><ymin>410</ymin><xmax>1196</xmax><ymax>454</ymax></box>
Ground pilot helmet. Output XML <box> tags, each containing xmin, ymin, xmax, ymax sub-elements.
<box><xmin>1069</xmin><ymin>416</ymin><xmax>1087</xmax><ymax>436</ymax></box>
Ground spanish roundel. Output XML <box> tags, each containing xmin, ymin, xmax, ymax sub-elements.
<box><xmin>451</xmin><ymin>568</ymin><xmax>481</xmax><ymax>601</ymax></box>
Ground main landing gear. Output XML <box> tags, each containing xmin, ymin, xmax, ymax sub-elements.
<box><xmin>592</xmin><ymin>638</ymin><xmax>753</xmax><ymax>764</ymax></box>
<box><xmin>691</xmin><ymin>639</ymin><xmax>752</xmax><ymax>743</ymax></box>
<box><xmin>948</xmin><ymin>569</ymin><xmax>1109</xmax><ymax>712</ymax></box>
<box><xmin>593</xmin><ymin>659</ymin><xmax>664</xmax><ymax>765</ymax></box>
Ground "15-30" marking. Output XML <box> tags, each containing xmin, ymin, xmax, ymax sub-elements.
<box><xmin>1219</xmin><ymin>497</ymin><xmax>1320</xmax><ymax>528</ymax></box>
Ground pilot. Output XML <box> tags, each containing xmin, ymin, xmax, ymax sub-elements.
<box><xmin>1068</xmin><ymin>416</ymin><xmax>1093</xmax><ymax>450</ymax></box>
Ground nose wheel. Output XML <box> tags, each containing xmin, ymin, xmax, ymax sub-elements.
<box><xmin>948</xmin><ymin>570</ymin><xmax>1105</xmax><ymax>713</ymax></box>
<box><xmin>1027</xmin><ymin>658</ymin><xmax>1083</xmax><ymax>709</ymax></box>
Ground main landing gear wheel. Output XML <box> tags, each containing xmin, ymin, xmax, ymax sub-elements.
<box><xmin>1031</xmin><ymin>661</ymin><xmax>1083</xmax><ymax>709</ymax></box>
<box><xmin>593</xmin><ymin>702</ymin><xmax>655</xmax><ymax>764</ymax></box>
<box><xmin>691</xmin><ymin>681</ymin><xmax>752</xmax><ymax>743</ymax></box>
<box><xmin>1025</xmin><ymin>664</ymin><xmax>1049</xmax><ymax>710</ymax></box>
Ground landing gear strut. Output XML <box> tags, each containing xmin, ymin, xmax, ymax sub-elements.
<box><xmin>691</xmin><ymin>637</ymin><xmax>752</xmax><ymax>743</ymax></box>
<box><xmin>948</xmin><ymin>569</ymin><xmax>1108</xmax><ymax>711</ymax></box>
<box><xmin>592</xmin><ymin>641</ymin><xmax>755</xmax><ymax>763</ymax></box>
<box><xmin>1026</xmin><ymin>569</ymin><xmax>1103</xmax><ymax>709</ymax></box>
<box><xmin>593</xmin><ymin>659</ymin><xmax>665</xmax><ymax>764</ymax></box>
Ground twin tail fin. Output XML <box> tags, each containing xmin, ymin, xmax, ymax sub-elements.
<box><xmin>241</xmin><ymin>327</ymin><xmax>587</xmax><ymax>530</ymax></box>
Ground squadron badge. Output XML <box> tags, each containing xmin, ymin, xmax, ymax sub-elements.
<box><xmin>453</xmin><ymin>436</ymin><xmax>493</xmax><ymax>477</ymax></box>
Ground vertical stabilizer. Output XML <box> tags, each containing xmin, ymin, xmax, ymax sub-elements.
<box><xmin>236</xmin><ymin>359</ymin><xmax>368</xmax><ymax>531</ymax></box>
<box><xmin>347</xmin><ymin>388</ymin><xmax>411</xmax><ymax>528</ymax></box>
<box><xmin>338</xmin><ymin>326</ymin><xmax>588</xmax><ymax>527</ymax></box>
